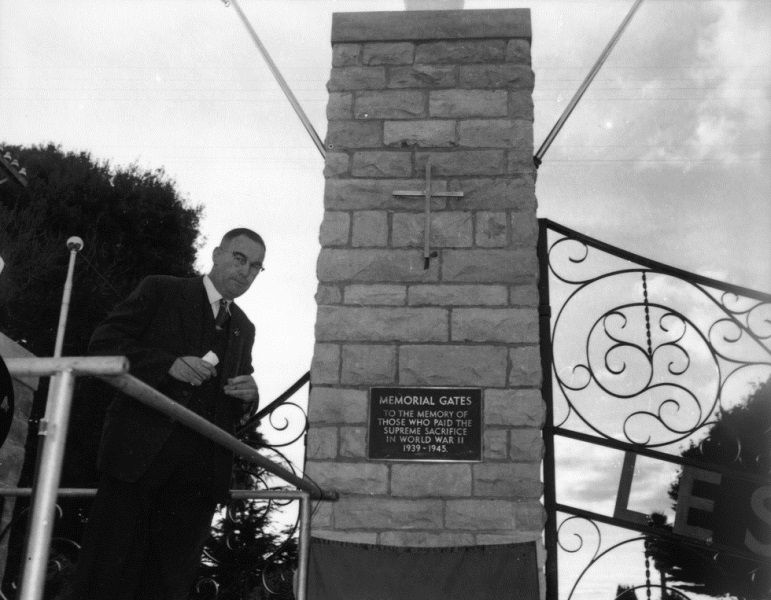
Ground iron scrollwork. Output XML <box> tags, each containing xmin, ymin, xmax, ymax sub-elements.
<box><xmin>546</xmin><ymin>229</ymin><xmax>771</xmax><ymax>447</ymax></box>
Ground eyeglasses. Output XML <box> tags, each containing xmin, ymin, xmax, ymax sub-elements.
<box><xmin>231</xmin><ymin>251</ymin><xmax>265</xmax><ymax>275</ymax></box>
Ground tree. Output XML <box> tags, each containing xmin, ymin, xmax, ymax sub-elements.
<box><xmin>193</xmin><ymin>429</ymin><xmax>298</xmax><ymax>600</ymax></box>
<box><xmin>646</xmin><ymin>378</ymin><xmax>771</xmax><ymax>600</ymax></box>
<box><xmin>0</xmin><ymin>143</ymin><xmax>202</xmax><ymax>596</ymax></box>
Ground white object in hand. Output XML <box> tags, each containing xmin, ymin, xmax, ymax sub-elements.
<box><xmin>202</xmin><ymin>351</ymin><xmax>219</xmax><ymax>366</ymax></box>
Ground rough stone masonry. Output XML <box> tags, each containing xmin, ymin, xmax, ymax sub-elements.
<box><xmin>307</xmin><ymin>8</ymin><xmax>544</xmax><ymax>556</ymax></box>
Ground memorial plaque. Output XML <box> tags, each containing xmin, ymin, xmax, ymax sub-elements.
<box><xmin>368</xmin><ymin>387</ymin><xmax>482</xmax><ymax>461</ymax></box>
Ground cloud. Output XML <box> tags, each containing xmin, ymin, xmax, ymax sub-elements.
<box><xmin>633</xmin><ymin>2</ymin><xmax>769</xmax><ymax>169</ymax></box>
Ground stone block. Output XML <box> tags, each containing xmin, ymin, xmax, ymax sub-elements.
<box><xmin>511</xmin><ymin>212</ymin><xmax>538</xmax><ymax>246</ymax></box>
<box><xmin>444</xmin><ymin>499</ymin><xmax>518</xmax><ymax>530</ymax></box>
<box><xmin>483</xmin><ymin>429</ymin><xmax>509</xmax><ymax>460</ymax></box>
<box><xmin>399</xmin><ymin>345</ymin><xmax>507</xmax><ymax>387</ymax></box>
<box><xmin>415</xmin><ymin>40</ymin><xmax>506</xmax><ymax>64</ymax></box>
<box><xmin>484</xmin><ymin>389</ymin><xmax>545</xmax><ymax>427</ymax></box>
<box><xmin>327</xmin><ymin>92</ymin><xmax>353</xmax><ymax>120</ymax></box>
<box><xmin>506</xmin><ymin>39</ymin><xmax>532</xmax><ymax>64</ymax></box>
<box><xmin>345</xmin><ymin>284</ymin><xmax>406</xmax><ymax>306</ymax></box>
<box><xmin>510</xmin><ymin>428</ymin><xmax>544</xmax><ymax>462</ymax></box>
<box><xmin>324</xmin><ymin>152</ymin><xmax>349</xmax><ymax>177</ymax></box>
<box><xmin>334</xmin><ymin>497</ymin><xmax>444</xmax><ymax>529</ymax></box>
<box><xmin>328</xmin><ymin>66</ymin><xmax>386</xmax><ymax>91</ymax></box>
<box><xmin>316</xmin><ymin>306</ymin><xmax>448</xmax><ymax>342</ymax></box>
<box><xmin>515</xmin><ymin>501</ymin><xmax>547</xmax><ymax>531</ymax></box>
<box><xmin>508</xmin><ymin>92</ymin><xmax>535</xmax><ymax>121</ymax></box>
<box><xmin>310</xmin><ymin>462</ymin><xmax>389</xmax><ymax>494</ymax></box>
<box><xmin>442</xmin><ymin>249</ymin><xmax>537</xmax><ymax>283</ymax></box>
<box><xmin>476</xmin><ymin>532</ymin><xmax>542</xmax><ymax>545</ymax></box>
<box><xmin>332</xmin><ymin>43</ymin><xmax>360</xmax><ymax>67</ymax></box>
<box><xmin>318</xmin><ymin>211</ymin><xmax>349</xmax><ymax>247</ymax></box>
<box><xmin>447</xmin><ymin>176</ymin><xmax>535</xmax><ymax>211</ymax></box>
<box><xmin>331</xmin><ymin>10</ymin><xmax>531</xmax><ymax>44</ymax></box>
<box><xmin>392</xmin><ymin>212</ymin><xmax>472</xmax><ymax>248</ymax></box>
<box><xmin>326</xmin><ymin>121</ymin><xmax>381</xmax><ymax>150</ymax></box>
<box><xmin>325</xmin><ymin>178</ymin><xmax>449</xmax><ymax>210</ymax></box>
<box><xmin>315</xmin><ymin>284</ymin><xmax>342</xmax><ymax>305</ymax></box>
<box><xmin>388</xmin><ymin>65</ymin><xmax>457</xmax><ymax>89</ymax></box>
<box><xmin>352</xmin><ymin>151</ymin><xmax>413</xmax><ymax>177</ymax></box>
<box><xmin>429</xmin><ymin>90</ymin><xmax>507</xmax><ymax>118</ymax></box>
<box><xmin>354</xmin><ymin>90</ymin><xmax>426</xmax><ymax>119</ymax></box>
<box><xmin>508</xmin><ymin>346</ymin><xmax>542</xmax><ymax>387</ymax></box>
<box><xmin>380</xmin><ymin>531</ymin><xmax>476</xmax><ymax>547</ymax></box>
<box><xmin>415</xmin><ymin>150</ymin><xmax>505</xmax><ymax>176</ymax></box>
<box><xmin>313</xmin><ymin>530</ymin><xmax>379</xmax><ymax>544</ymax></box>
<box><xmin>475</xmin><ymin>211</ymin><xmax>508</xmax><ymax>247</ymax></box>
<box><xmin>391</xmin><ymin>464</ymin><xmax>471</xmax><ymax>497</ymax></box>
<box><xmin>459</xmin><ymin>64</ymin><xmax>534</xmax><ymax>89</ymax></box>
<box><xmin>459</xmin><ymin>119</ymin><xmax>528</xmax><ymax>148</ymax></box>
<box><xmin>308</xmin><ymin>387</ymin><xmax>368</xmax><ymax>424</ymax></box>
<box><xmin>339</xmin><ymin>426</ymin><xmax>367</xmax><ymax>458</ymax></box>
<box><xmin>408</xmin><ymin>284</ymin><xmax>508</xmax><ymax>306</ymax></box>
<box><xmin>451</xmin><ymin>308</ymin><xmax>539</xmax><ymax>343</ymax></box>
<box><xmin>362</xmin><ymin>42</ymin><xmax>415</xmax><ymax>65</ymax></box>
<box><xmin>317</xmin><ymin>249</ymin><xmax>440</xmax><ymax>282</ymax></box>
<box><xmin>341</xmin><ymin>344</ymin><xmax>397</xmax><ymax>385</ymax></box>
<box><xmin>331</xmin><ymin>10</ymin><xmax>531</xmax><ymax>43</ymax></box>
<box><xmin>305</xmin><ymin>427</ymin><xmax>338</xmax><ymax>459</ymax></box>
<box><xmin>473</xmin><ymin>463</ymin><xmax>542</xmax><ymax>498</ymax></box>
<box><xmin>310</xmin><ymin>343</ymin><xmax>340</xmax><ymax>384</ymax></box>
<box><xmin>384</xmin><ymin>120</ymin><xmax>456</xmax><ymax>148</ymax></box>
<box><xmin>352</xmin><ymin>211</ymin><xmax>388</xmax><ymax>247</ymax></box>
<box><xmin>311</xmin><ymin>500</ymin><xmax>333</xmax><ymax>528</ymax></box>
<box><xmin>509</xmin><ymin>285</ymin><xmax>539</xmax><ymax>306</ymax></box>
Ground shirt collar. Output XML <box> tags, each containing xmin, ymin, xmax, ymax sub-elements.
<box><xmin>203</xmin><ymin>275</ymin><xmax>224</xmax><ymax>306</ymax></box>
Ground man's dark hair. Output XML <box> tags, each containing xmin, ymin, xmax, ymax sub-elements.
<box><xmin>221</xmin><ymin>228</ymin><xmax>265</xmax><ymax>249</ymax></box>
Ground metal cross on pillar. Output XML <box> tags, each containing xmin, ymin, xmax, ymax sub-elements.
<box><xmin>392</xmin><ymin>160</ymin><xmax>463</xmax><ymax>269</ymax></box>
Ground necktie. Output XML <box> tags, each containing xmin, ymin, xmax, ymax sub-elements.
<box><xmin>214</xmin><ymin>299</ymin><xmax>230</xmax><ymax>331</ymax></box>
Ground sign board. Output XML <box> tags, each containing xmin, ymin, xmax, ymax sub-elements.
<box><xmin>368</xmin><ymin>387</ymin><xmax>482</xmax><ymax>461</ymax></box>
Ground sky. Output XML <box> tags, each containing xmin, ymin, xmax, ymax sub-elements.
<box><xmin>1</xmin><ymin>0</ymin><xmax>769</xmax><ymax>598</ymax></box>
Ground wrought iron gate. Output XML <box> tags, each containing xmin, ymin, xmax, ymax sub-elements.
<box><xmin>538</xmin><ymin>220</ymin><xmax>771</xmax><ymax>600</ymax></box>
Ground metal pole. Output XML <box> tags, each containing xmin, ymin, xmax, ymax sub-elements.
<box><xmin>296</xmin><ymin>492</ymin><xmax>311</xmax><ymax>600</ymax></box>
<box><xmin>533</xmin><ymin>0</ymin><xmax>645</xmax><ymax>167</ymax></box>
<box><xmin>52</xmin><ymin>237</ymin><xmax>84</xmax><ymax>358</ymax></box>
<box><xmin>226</xmin><ymin>0</ymin><xmax>326</xmax><ymax>159</ymax></box>
<box><xmin>4</xmin><ymin>355</ymin><xmax>129</xmax><ymax>378</ymax></box>
<box><xmin>17</xmin><ymin>370</ymin><xmax>76</xmax><ymax>600</ymax></box>
<box><xmin>537</xmin><ymin>220</ymin><xmax>559</xmax><ymax>600</ymax></box>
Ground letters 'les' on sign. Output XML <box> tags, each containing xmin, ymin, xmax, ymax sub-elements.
<box><xmin>368</xmin><ymin>387</ymin><xmax>482</xmax><ymax>462</ymax></box>
<box><xmin>613</xmin><ymin>451</ymin><xmax>771</xmax><ymax>560</ymax></box>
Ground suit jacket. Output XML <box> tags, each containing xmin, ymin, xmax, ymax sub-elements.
<box><xmin>88</xmin><ymin>275</ymin><xmax>256</xmax><ymax>492</ymax></box>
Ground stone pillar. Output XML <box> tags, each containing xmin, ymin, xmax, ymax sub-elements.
<box><xmin>0</xmin><ymin>334</ymin><xmax>39</xmax><ymax>578</ymax></box>
<box><xmin>308</xmin><ymin>8</ymin><xmax>543</xmax><ymax>551</ymax></box>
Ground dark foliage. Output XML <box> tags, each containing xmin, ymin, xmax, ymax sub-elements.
<box><xmin>646</xmin><ymin>379</ymin><xmax>771</xmax><ymax>600</ymax></box>
<box><xmin>0</xmin><ymin>143</ymin><xmax>201</xmax><ymax>596</ymax></box>
<box><xmin>193</xmin><ymin>429</ymin><xmax>298</xmax><ymax>600</ymax></box>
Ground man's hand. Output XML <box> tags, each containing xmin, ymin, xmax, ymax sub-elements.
<box><xmin>223</xmin><ymin>374</ymin><xmax>259</xmax><ymax>403</ymax></box>
<box><xmin>168</xmin><ymin>356</ymin><xmax>217</xmax><ymax>386</ymax></box>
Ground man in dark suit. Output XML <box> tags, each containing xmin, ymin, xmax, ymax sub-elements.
<box><xmin>69</xmin><ymin>228</ymin><xmax>266</xmax><ymax>600</ymax></box>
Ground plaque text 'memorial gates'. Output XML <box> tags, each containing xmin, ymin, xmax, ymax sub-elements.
<box><xmin>539</xmin><ymin>220</ymin><xmax>771</xmax><ymax>600</ymax></box>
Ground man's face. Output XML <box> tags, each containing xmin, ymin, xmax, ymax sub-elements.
<box><xmin>209</xmin><ymin>235</ymin><xmax>266</xmax><ymax>300</ymax></box>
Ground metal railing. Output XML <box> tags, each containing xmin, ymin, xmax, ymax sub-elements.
<box><xmin>2</xmin><ymin>356</ymin><xmax>337</xmax><ymax>600</ymax></box>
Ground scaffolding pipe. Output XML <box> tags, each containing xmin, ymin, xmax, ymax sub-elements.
<box><xmin>17</xmin><ymin>370</ymin><xmax>76</xmax><ymax>600</ymax></box>
<box><xmin>103</xmin><ymin>372</ymin><xmax>337</xmax><ymax>500</ymax></box>
<box><xmin>227</xmin><ymin>0</ymin><xmax>326</xmax><ymax>159</ymax></box>
<box><xmin>534</xmin><ymin>0</ymin><xmax>645</xmax><ymax>167</ymax></box>
<box><xmin>52</xmin><ymin>237</ymin><xmax>83</xmax><ymax>358</ymax></box>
